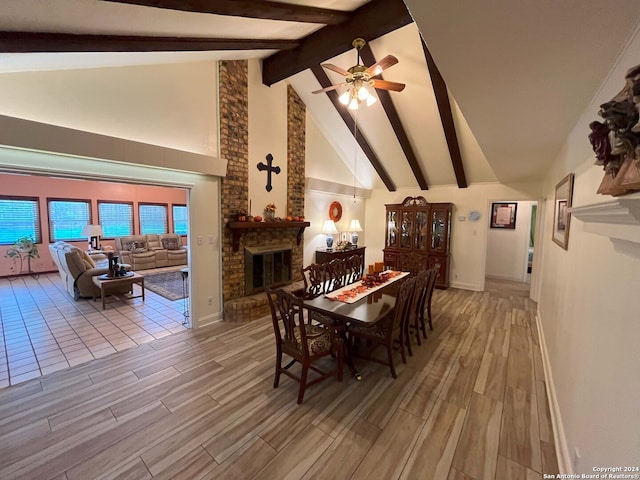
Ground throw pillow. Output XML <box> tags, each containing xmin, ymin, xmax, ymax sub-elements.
<box><xmin>161</xmin><ymin>237</ymin><xmax>180</xmax><ymax>250</ymax></box>
<box><xmin>126</xmin><ymin>241</ymin><xmax>147</xmax><ymax>253</ymax></box>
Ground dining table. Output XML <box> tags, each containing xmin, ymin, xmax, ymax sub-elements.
<box><xmin>302</xmin><ymin>270</ymin><xmax>409</xmax><ymax>380</ymax></box>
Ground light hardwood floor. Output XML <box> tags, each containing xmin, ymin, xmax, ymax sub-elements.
<box><xmin>0</xmin><ymin>282</ymin><xmax>558</xmax><ymax>479</ymax></box>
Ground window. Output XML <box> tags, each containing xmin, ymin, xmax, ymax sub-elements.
<box><xmin>139</xmin><ymin>203</ymin><xmax>168</xmax><ymax>234</ymax></box>
<box><xmin>0</xmin><ymin>196</ymin><xmax>41</xmax><ymax>245</ymax></box>
<box><xmin>48</xmin><ymin>199</ymin><xmax>91</xmax><ymax>242</ymax></box>
<box><xmin>172</xmin><ymin>204</ymin><xmax>188</xmax><ymax>235</ymax></box>
<box><xmin>98</xmin><ymin>201</ymin><xmax>134</xmax><ymax>238</ymax></box>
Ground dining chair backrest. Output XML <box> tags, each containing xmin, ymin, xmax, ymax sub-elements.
<box><xmin>425</xmin><ymin>264</ymin><xmax>440</xmax><ymax>330</ymax></box>
<box><xmin>346</xmin><ymin>253</ymin><xmax>364</xmax><ymax>284</ymax></box>
<box><xmin>266</xmin><ymin>286</ymin><xmax>310</xmax><ymax>359</ymax></box>
<box><xmin>407</xmin><ymin>270</ymin><xmax>430</xmax><ymax>347</ymax></box>
<box><xmin>301</xmin><ymin>263</ymin><xmax>328</xmax><ymax>299</ymax></box>
<box><xmin>325</xmin><ymin>258</ymin><xmax>348</xmax><ymax>292</ymax></box>
<box><xmin>390</xmin><ymin>275</ymin><xmax>416</xmax><ymax>334</ymax></box>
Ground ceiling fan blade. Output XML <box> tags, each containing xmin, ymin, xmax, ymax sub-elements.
<box><xmin>312</xmin><ymin>83</ymin><xmax>347</xmax><ymax>94</ymax></box>
<box><xmin>321</xmin><ymin>63</ymin><xmax>350</xmax><ymax>76</ymax></box>
<box><xmin>365</xmin><ymin>55</ymin><xmax>399</xmax><ymax>76</ymax></box>
<box><xmin>371</xmin><ymin>79</ymin><xmax>406</xmax><ymax>92</ymax></box>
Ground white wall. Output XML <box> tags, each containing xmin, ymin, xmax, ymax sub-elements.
<box><xmin>486</xmin><ymin>200</ymin><xmax>536</xmax><ymax>281</ymax></box>
<box><xmin>0</xmin><ymin>61</ymin><xmax>219</xmax><ymax>156</ymax></box>
<box><xmin>536</xmin><ymin>28</ymin><xmax>640</xmax><ymax>472</ymax></box>
<box><xmin>365</xmin><ymin>183</ymin><xmax>541</xmax><ymax>291</ymax></box>
<box><xmin>304</xmin><ymin>114</ymin><xmax>369</xmax><ymax>266</ymax></box>
<box><xmin>248</xmin><ymin>59</ymin><xmax>288</xmax><ymax>218</ymax></box>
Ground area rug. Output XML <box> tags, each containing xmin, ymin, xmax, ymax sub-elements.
<box><xmin>142</xmin><ymin>270</ymin><xmax>187</xmax><ymax>301</ymax></box>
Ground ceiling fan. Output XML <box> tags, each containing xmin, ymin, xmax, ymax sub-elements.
<box><xmin>312</xmin><ymin>37</ymin><xmax>406</xmax><ymax>110</ymax></box>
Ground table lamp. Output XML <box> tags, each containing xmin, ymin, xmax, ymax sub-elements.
<box><xmin>322</xmin><ymin>220</ymin><xmax>339</xmax><ymax>250</ymax></box>
<box><xmin>348</xmin><ymin>219</ymin><xmax>363</xmax><ymax>247</ymax></box>
<box><xmin>81</xmin><ymin>224</ymin><xmax>103</xmax><ymax>251</ymax></box>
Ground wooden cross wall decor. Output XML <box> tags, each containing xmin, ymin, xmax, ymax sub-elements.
<box><xmin>257</xmin><ymin>153</ymin><xmax>281</xmax><ymax>192</ymax></box>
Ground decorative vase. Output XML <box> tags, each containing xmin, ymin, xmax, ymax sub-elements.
<box><xmin>326</xmin><ymin>236</ymin><xmax>334</xmax><ymax>250</ymax></box>
<box><xmin>351</xmin><ymin>232</ymin><xmax>359</xmax><ymax>247</ymax></box>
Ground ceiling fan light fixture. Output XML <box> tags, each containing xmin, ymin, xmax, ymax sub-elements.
<box><xmin>366</xmin><ymin>95</ymin><xmax>377</xmax><ymax>107</ymax></box>
<box><xmin>357</xmin><ymin>85</ymin><xmax>369</xmax><ymax>101</ymax></box>
<box><xmin>348</xmin><ymin>96</ymin><xmax>359</xmax><ymax>110</ymax></box>
<box><xmin>339</xmin><ymin>90</ymin><xmax>350</xmax><ymax>105</ymax></box>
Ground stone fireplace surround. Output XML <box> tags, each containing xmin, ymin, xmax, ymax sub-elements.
<box><xmin>220</xmin><ymin>60</ymin><xmax>307</xmax><ymax>321</ymax></box>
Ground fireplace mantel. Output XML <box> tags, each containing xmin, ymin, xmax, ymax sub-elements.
<box><xmin>227</xmin><ymin>221</ymin><xmax>311</xmax><ymax>252</ymax></box>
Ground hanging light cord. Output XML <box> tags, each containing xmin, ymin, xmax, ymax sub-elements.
<box><xmin>352</xmin><ymin>108</ymin><xmax>358</xmax><ymax>204</ymax></box>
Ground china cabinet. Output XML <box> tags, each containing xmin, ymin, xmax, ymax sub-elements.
<box><xmin>383</xmin><ymin>196</ymin><xmax>453</xmax><ymax>288</ymax></box>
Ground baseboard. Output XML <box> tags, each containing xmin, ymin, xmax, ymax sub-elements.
<box><xmin>485</xmin><ymin>274</ymin><xmax>524</xmax><ymax>282</ymax></box>
<box><xmin>449</xmin><ymin>280</ymin><xmax>483</xmax><ymax>291</ymax></box>
<box><xmin>535</xmin><ymin>310</ymin><xmax>572</xmax><ymax>474</ymax></box>
<box><xmin>197</xmin><ymin>312</ymin><xmax>223</xmax><ymax>328</ymax></box>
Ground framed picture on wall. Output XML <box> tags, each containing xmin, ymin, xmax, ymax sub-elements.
<box><xmin>552</xmin><ymin>173</ymin><xmax>574</xmax><ymax>250</ymax></box>
<box><xmin>490</xmin><ymin>202</ymin><xmax>517</xmax><ymax>229</ymax></box>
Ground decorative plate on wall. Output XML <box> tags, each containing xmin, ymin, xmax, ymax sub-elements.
<box><xmin>329</xmin><ymin>201</ymin><xmax>342</xmax><ymax>222</ymax></box>
<box><xmin>469</xmin><ymin>210</ymin><xmax>481</xmax><ymax>222</ymax></box>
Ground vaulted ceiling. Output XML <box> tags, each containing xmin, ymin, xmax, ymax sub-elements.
<box><xmin>1</xmin><ymin>0</ymin><xmax>639</xmax><ymax>191</ymax></box>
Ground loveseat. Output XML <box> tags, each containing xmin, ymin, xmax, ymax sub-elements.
<box><xmin>115</xmin><ymin>234</ymin><xmax>187</xmax><ymax>271</ymax></box>
<box><xmin>49</xmin><ymin>241</ymin><xmax>130</xmax><ymax>300</ymax></box>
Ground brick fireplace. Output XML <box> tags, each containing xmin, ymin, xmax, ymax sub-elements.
<box><xmin>220</xmin><ymin>60</ymin><xmax>306</xmax><ymax>321</ymax></box>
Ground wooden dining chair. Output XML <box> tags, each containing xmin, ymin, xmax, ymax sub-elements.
<box><xmin>347</xmin><ymin>276</ymin><xmax>416</xmax><ymax>379</ymax></box>
<box><xmin>301</xmin><ymin>263</ymin><xmax>328</xmax><ymax>299</ymax></box>
<box><xmin>424</xmin><ymin>265</ymin><xmax>440</xmax><ymax>331</ymax></box>
<box><xmin>325</xmin><ymin>257</ymin><xmax>348</xmax><ymax>292</ymax></box>
<box><xmin>346</xmin><ymin>253</ymin><xmax>364</xmax><ymax>284</ymax></box>
<box><xmin>265</xmin><ymin>286</ymin><xmax>343</xmax><ymax>404</ymax></box>
<box><xmin>406</xmin><ymin>270</ymin><xmax>430</xmax><ymax>352</ymax></box>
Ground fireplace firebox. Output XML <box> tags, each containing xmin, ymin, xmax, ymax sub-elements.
<box><xmin>244</xmin><ymin>244</ymin><xmax>293</xmax><ymax>295</ymax></box>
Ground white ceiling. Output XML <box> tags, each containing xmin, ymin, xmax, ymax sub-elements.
<box><xmin>1</xmin><ymin>0</ymin><xmax>639</xmax><ymax>189</ymax></box>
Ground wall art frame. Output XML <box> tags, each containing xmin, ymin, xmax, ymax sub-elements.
<box><xmin>490</xmin><ymin>202</ymin><xmax>517</xmax><ymax>229</ymax></box>
<box><xmin>552</xmin><ymin>173</ymin><xmax>575</xmax><ymax>250</ymax></box>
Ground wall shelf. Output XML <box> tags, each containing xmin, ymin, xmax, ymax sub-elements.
<box><xmin>227</xmin><ymin>221</ymin><xmax>310</xmax><ymax>252</ymax></box>
<box><xmin>569</xmin><ymin>193</ymin><xmax>640</xmax><ymax>257</ymax></box>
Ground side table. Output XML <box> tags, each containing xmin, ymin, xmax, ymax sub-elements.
<box><xmin>92</xmin><ymin>272</ymin><xmax>145</xmax><ymax>309</ymax></box>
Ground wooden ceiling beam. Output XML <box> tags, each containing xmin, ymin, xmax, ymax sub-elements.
<box><xmin>360</xmin><ymin>44</ymin><xmax>429</xmax><ymax>190</ymax></box>
<box><xmin>421</xmin><ymin>39</ymin><xmax>468</xmax><ymax>188</ymax></box>
<box><xmin>263</xmin><ymin>0</ymin><xmax>412</xmax><ymax>86</ymax></box>
<box><xmin>311</xmin><ymin>65</ymin><xmax>396</xmax><ymax>192</ymax></box>
<box><xmin>0</xmin><ymin>32</ymin><xmax>298</xmax><ymax>53</ymax></box>
<box><xmin>101</xmin><ymin>0</ymin><xmax>350</xmax><ymax>24</ymax></box>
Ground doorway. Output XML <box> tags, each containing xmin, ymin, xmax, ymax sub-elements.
<box><xmin>485</xmin><ymin>200</ymin><xmax>538</xmax><ymax>294</ymax></box>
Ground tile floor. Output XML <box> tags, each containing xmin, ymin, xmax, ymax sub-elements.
<box><xmin>0</xmin><ymin>271</ymin><xmax>188</xmax><ymax>388</ymax></box>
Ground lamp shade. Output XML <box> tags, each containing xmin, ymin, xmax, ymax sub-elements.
<box><xmin>81</xmin><ymin>224</ymin><xmax>103</xmax><ymax>237</ymax></box>
<box><xmin>322</xmin><ymin>220</ymin><xmax>338</xmax><ymax>235</ymax></box>
<box><xmin>348</xmin><ymin>219</ymin><xmax>363</xmax><ymax>232</ymax></box>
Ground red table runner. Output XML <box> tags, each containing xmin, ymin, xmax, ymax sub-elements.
<box><xmin>325</xmin><ymin>271</ymin><xmax>409</xmax><ymax>304</ymax></box>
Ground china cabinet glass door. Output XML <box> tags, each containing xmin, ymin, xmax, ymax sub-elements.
<box><xmin>414</xmin><ymin>210</ymin><xmax>428</xmax><ymax>250</ymax></box>
<box><xmin>400</xmin><ymin>211</ymin><xmax>413</xmax><ymax>249</ymax></box>
<box><xmin>430</xmin><ymin>209</ymin><xmax>447</xmax><ymax>253</ymax></box>
<box><xmin>386</xmin><ymin>209</ymin><xmax>398</xmax><ymax>248</ymax></box>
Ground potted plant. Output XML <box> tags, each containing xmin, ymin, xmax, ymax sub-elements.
<box><xmin>5</xmin><ymin>236</ymin><xmax>40</xmax><ymax>276</ymax></box>
<box><xmin>6</xmin><ymin>235</ymin><xmax>40</xmax><ymax>258</ymax></box>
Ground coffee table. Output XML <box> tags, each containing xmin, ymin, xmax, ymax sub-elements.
<box><xmin>92</xmin><ymin>272</ymin><xmax>145</xmax><ymax>309</ymax></box>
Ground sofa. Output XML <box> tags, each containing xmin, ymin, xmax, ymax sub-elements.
<box><xmin>49</xmin><ymin>241</ymin><xmax>131</xmax><ymax>300</ymax></box>
<box><xmin>115</xmin><ymin>234</ymin><xmax>187</xmax><ymax>271</ymax></box>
